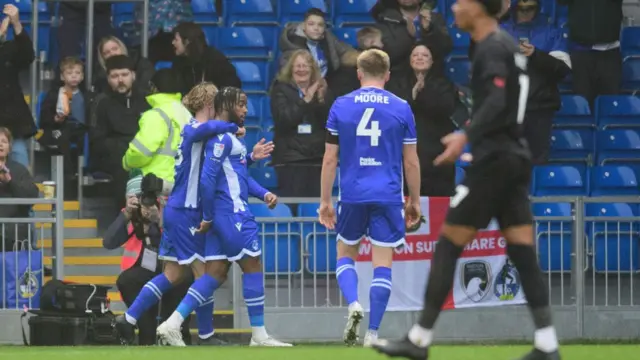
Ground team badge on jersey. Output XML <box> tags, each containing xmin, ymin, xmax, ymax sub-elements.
<box><xmin>213</xmin><ymin>143</ymin><xmax>225</xmax><ymax>158</ymax></box>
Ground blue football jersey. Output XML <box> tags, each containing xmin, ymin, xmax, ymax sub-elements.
<box><xmin>326</xmin><ymin>87</ymin><xmax>417</xmax><ymax>204</ymax></box>
<box><xmin>167</xmin><ymin>119</ymin><xmax>238</xmax><ymax>209</ymax></box>
<box><xmin>200</xmin><ymin>133</ymin><xmax>269</xmax><ymax>221</ymax></box>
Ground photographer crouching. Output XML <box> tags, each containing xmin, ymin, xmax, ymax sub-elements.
<box><xmin>102</xmin><ymin>174</ymin><xmax>192</xmax><ymax>345</ymax></box>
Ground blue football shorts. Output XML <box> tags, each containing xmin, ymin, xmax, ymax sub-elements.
<box><xmin>336</xmin><ymin>202</ymin><xmax>406</xmax><ymax>248</ymax></box>
<box><xmin>204</xmin><ymin>212</ymin><xmax>261</xmax><ymax>262</ymax></box>
<box><xmin>158</xmin><ymin>206</ymin><xmax>205</xmax><ymax>265</ymax></box>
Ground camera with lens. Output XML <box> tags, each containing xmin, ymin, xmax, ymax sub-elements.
<box><xmin>139</xmin><ymin>173</ymin><xmax>163</xmax><ymax>207</ymax></box>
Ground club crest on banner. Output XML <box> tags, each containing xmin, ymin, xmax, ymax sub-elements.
<box><xmin>494</xmin><ymin>258</ymin><xmax>521</xmax><ymax>301</ymax></box>
<box><xmin>19</xmin><ymin>268</ymin><xmax>41</xmax><ymax>299</ymax></box>
<box><xmin>460</xmin><ymin>260</ymin><xmax>492</xmax><ymax>302</ymax></box>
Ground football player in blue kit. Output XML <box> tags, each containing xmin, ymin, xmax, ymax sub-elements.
<box><xmin>318</xmin><ymin>49</ymin><xmax>423</xmax><ymax>347</ymax></box>
<box><xmin>115</xmin><ymin>83</ymin><xmax>273</xmax><ymax>346</ymax></box>
<box><xmin>157</xmin><ymin>87</ymin><xmax>292</xmax><ymax>347</ymax></box>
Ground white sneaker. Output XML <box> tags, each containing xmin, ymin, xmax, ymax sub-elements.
<box><xmin>250</xmin><ymin>336</ymin><xmax>293</xmax><ymax>347</ymax></box>
<box><xmin>363</xmin><ymin>330</ymin><xmax>378</xmax><ymax>348</ymax></box>
<box><xmin>156</xmin><ymin>321</ymin><xmax>186</xmax><ymax>347</ymax></box>
<box><xmin>343</xmin><ymin>302</ymin><xmax>364</xmax><ymax>346</ymax></box>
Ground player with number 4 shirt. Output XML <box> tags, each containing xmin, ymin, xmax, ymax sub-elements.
<box><xmin>372</xmin><ymin>0</ymin><xmax>560</xmax><ymax>360</ymax></box>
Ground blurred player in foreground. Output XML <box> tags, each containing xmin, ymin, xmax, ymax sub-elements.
<box><xmin>156</xmin><ymin>87</ymin><xmax>291</xmax><ymax>347</ymax></box>
<box><xmin>373</xmin><ymin>1</ymin><xmax>560</xmax><ymax>360</ymax></box>
<box><xmin>318</xmin><ymin>49</ymin><xmax>422</xmax><ymax>347</ymax></box>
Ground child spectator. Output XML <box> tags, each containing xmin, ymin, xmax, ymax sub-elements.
<box><xmin>39</xmin><ymin>57</ymin><xmax>91</xmax><ymax>177</ymax></box>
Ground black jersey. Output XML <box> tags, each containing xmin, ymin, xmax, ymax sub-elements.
<box><xmin>465</xmin><ymin>29</ymin><xmax>530</xmax><ymax>162</ymax></box>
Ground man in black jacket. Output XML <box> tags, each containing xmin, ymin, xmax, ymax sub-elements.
<box><xmin>90</xmin><ymin>55</ymin><xmax>150</xmax><ymax>210</ymax></box>
<box><xmin>557</xmin><ymin>0</ymin><xmax>623</xmax><ymax>108</ymax></box>
<box><xmin>502</xmin><ymin>0</ymin><xmax>571</xmax><ymax>165</ymax></box>
<box><xmin>0</xmin><ymin>4</ymin><xmax>37</xmax><ymax>167</ymax></box>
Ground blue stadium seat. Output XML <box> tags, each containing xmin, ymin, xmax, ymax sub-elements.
<box><xmin>590</xmin><ymin>165</ymin><xmax>639</xmax><ymax>196</ymax></box>
<box><xmin>112</xmin><ymin>3</ymin><xmax>135</xmax><ymax>27</ymax></box>
<box><xmin>622</xmin><ymin>57</ymin><xmax>640</xmax><ymax>91</ymax></box>
<box><xmin>198</xmin><ymin>26</ymin><xmax>217</xmax><ymax>46</ymax></box>
<box><xmin>231</xmin><ymin>61</ymin><xmax>268</xmax><ymax>93</ymax></box>
<box><xmin>333</xmin><ymin>27</ymin><xmax>359</xmax><ymax>48</ymax></box>
<box><xmin>298</xmin><ymin>203</ymin><xmax>337</xmax><ymax>273</ymax></box>
<box><xmin>249</xmin><ymin>203</ymin><xmax>301</xmax><ymax>274</ymax></box>
<box><xmin>554</xmin><ymin>95</ymin><xmax>593</xmax><ymax>127</ymax></box>
<box><xmin>533</xmin><ymin>202</ymin><xmax>573</xmax><ymax>272</ymax></box>
<box><xmin>249</xmin><ymin>166</ymin><xmax>278</xmax><ymax>189</ymax></box>
<box><xmin>455</xmin><ymin>166</ymin><xmax>465</xmax><ymax>185</ymax></box>
<box><xmin>281</xmin><ymin>0</ymin><xmax>329</xmax><ymax>24</ymax></box>
<box><xmin>2</xmin><ymin>0</ymin><xmax>48</xmax><ymax>20</ymax></box>
<box><xmin>586</xmin><ymin>203</ymin><xmax>640</xmax><ymax>272</ymax></box>
<box><xmin>245</xmin><ymin>95</ymin><xmax>262</xmax><ymax>128</ymax></box>
<box><xmin>555</xmin><ymin>4</ymin><xmax>568</xmax><ymax>26</ymax></box>
<box><xmin>596</xmin><ymin>129</ymin><xmax>640</xmax><ymax>165</ymax></box>
<box><xmin>548</xmin><ymin>129</ymin><xmax>594</xmax><ymax>162</ymax></box>
<box><xmin>35</xmin><ymin>91</ymin><xmax>47</xmax><ymax>127</ymax></box>
<box><xmin>449</xmin><ymin>27</ymin><xmax>470</xmax><ymax>56</ymax></box>
<box><xmin>261</xmin><ymin>96</ymin><xmax>274</xmax><ymax>130</ymax></box>
<box><xmin>533</xmin><ymin>165</ymin><xmax>588</xmax><ymax>196</ymax></box>
<box><xmin>155</xmin><ymin>61</ymin><xmax>172</xmax><ymax>70</ymax></box>
<box><xmin>621</xmin><ymin>27</ymin><xmax>640</xmax><ymax>57</ymax></box>
<box><xmin>596</xmin><ymin>95</ymin><xmax>640</xmax><ymax>129</ymax></box>
<box><xmin>244</xmin><ymin>127</ymin><xmax>261</xmax><ymax>150</ymax></box>
<box><xmin>191</xmin><ymin>0</ymin><xmax>220</xmax><ymax>23</ymax></box>
<box><xmin>262</xmin><ymin>131</ymin><xmax>274</xmax><ymax>143</ymax></box>
<box><xmin>446</xmin><ymin>56</ymin><xmax>471</xmax><ymax>86</ymax></box>
<box><xmin>227</xmin><ymin>0</ymin><xmax>279</xmax><ymax>26</ymax></box>
<box><xmin>217</xmin><ymin>27</ymin><xmax>275</xmax><ymax>59</ymax></box>
<box><xmin>5</xmin><ymin>25</ymin><xmax>50</xmax><ymax>59</ymax></box>
<box><xmin>333</xmin><ymin>0</ymin><xmax>377</xmax><ymax>27</ymax></box>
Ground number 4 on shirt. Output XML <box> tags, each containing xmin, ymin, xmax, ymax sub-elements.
<box><xmin>357</xmin><ymin>108</ymin><xmax>382</xmax><ymax>146</ymax></box>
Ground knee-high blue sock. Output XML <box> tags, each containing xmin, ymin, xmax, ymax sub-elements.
<box><xmin>196</xmin><ymin>297</ymin><xmax>215</xmax><ymax>339</ymax></box>
<box><xmin>243</xmin><ymin>272</ymin><xmax>268</xmax><ymax>340</ymax></box>
<box><xmin>336</xmin><ymin>257</ymin><xmax>359</xmax><ymax>306</ymax></box>
<box><xmin>167</xmin><ymin>274</ymin><xmax>220</xmax><ymax>328</ymax></box>
<box><xmin>125</xmin><ymin>274</ymin><xmax>172</xmax><ymax>325</ymax></box>
<box><xmin>369</xmin><ymin>267</ymin><xmax>392</xmax><ymax>331</ymax></box>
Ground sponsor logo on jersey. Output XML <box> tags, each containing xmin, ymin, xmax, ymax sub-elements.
<box><xmin>460</xmin><ymin>260</ymin><xmax>491</xmax><ymax>302</ymax></box>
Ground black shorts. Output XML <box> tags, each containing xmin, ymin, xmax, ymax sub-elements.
<box><xmin>445</xmin><ymin>153</ymin><xmax>533</xmax><ymax>230</ymax></box>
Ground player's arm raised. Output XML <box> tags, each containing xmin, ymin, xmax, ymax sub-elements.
<box><xmin>465</xmin><ymin>48</ymin><xmax>511</xmax><ymax>146</ymax></box>
<box><xmin>198</xmin><ymin>135</ymin><xmax>231</xmax><ymax>233</ymax></box>
<box><xmin>402</xmin><ymin>105</ymin><xmax>422</xmax><ymax>227</ymax></box>
<box><xmin>190</xmin><ymin>120</ymin><xmax>239</xmax><ymax>142</ymax></box>
<box><xmin>319</xmin><ymin>106</ymin><xmax>340</xmax><ymax>229</ymax></box>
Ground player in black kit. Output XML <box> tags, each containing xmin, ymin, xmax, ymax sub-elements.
<box><xmin>372</xmin><ymin>0</ymin><xmax>560</xmax><ymax>360</ymax></box>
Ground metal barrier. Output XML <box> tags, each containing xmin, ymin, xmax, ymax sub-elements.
<box><xmin>0</xmin><ymin>156</ymin><xmax>65</xmax><ymax>310</ymax></box>
<box><xmin>231</xmin><ymin>196</ymin><xmax>640</xmax><ymax>340</ymax></box>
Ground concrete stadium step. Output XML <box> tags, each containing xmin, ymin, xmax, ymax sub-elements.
<box><xmin>33</xmin><ymin>201</ymin><xmax>80</xmax><ymax>218</ymax></box>
<box><xmin>35</xmin><ymin>219</ymin><xmax>98</xmax><ymax>239</ymax></box>
<box><xmin>44</xmin><ymin>256</ymin><xmax>120</xmax><ymax>276</ymax></box>
<box><xmin>39</xmin><ymin>239</ymin><xmax>119</xmax><ymax>257</ymax></box>
<box><xmin>44</xmin><ymin>275</ymin><xmax>117</xmax><ymax>288</ymax></box>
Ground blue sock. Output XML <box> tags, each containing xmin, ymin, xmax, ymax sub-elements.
<box><xmin>336</xmin><ymin>257</ymin><xmax>359</xmax><ymax>306</ymax></box>
<box><xmin>369</xmin><ymin>267</ymin><xmax>392</xmax><ymax>331</ymax></box>
<box><xmin>125</xmin><ymin>274</ymin><xmax>171</xmax><ymax>325</ymax></box>
<box><xmin>242</xmin><ymin>272</ymin><xmax>265</xmax><ymax>327</ymax></box>
<box><xmin>196</xmin><ymin>297</ymin><xmax>215</xmax><ymax>339</ymax></box>
<box><xmin>175</xmin><ymin>274</ymin><xmax>220</xmax><ymax>320</ymax></box>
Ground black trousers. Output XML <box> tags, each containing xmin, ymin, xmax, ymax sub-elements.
<box><xmin>571</xmin><ymin>48</ymin><xmax>622</xmax><ymax>109</ymax></box>
<box><xmin>116</xmin><ymin>266</ymin><xmax>193</xmax><ymax>345</ymax></box>
<box><xmin>419</xmin><ymin>163</ymin><xmax>455</xmax><ymax>197</ymax></box>
<box><xmin>523</xmin><ymin>109</ymin><xmax>555</xmax><ymax>165</ymax></box>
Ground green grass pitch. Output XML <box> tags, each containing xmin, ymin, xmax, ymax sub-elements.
<box><xmin>2</xmin><ymin>345</ymin><xmax>639</xmax><ymax>360</ymax></box>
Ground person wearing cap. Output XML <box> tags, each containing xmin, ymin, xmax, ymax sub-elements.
<box><xmin>501</xmin><ymin>0</ymin><xmax>571</xmax><ymax>165</ymax></box>
<box><xmin>90</xmin><ymin>54</ymin><xmax>150</xmax><ymax>210</ymax></box>
<box><xmin>121</xmin><ymin>69</ymin><xmax>192</xmax><ymax>194</ymax></box>
<box><xmin>102</xmin><ymin>175</ymin><xmax>192</xmax><ymax>345</ymax></box>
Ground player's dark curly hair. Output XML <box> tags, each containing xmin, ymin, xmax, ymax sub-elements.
<box><xmin>214</xmin><ymin>87</ymin><xmax>243</xmax><ymax>115</ymax></box>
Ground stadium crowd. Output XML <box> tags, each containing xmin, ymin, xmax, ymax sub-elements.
<box><xmin>0</xmin><ymin>0</ymin><xmax>632</xmax><ymax>345</ymax></box>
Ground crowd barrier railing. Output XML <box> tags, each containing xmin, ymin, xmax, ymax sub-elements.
<box><xmin>231</xmin><ymin>196</ymin><xmax>640</xmax><ymax>336</ymax></box>
<box><xmin>0</xmin><ymin>156</ymin><xmax>65</xmax><ymax>310</ymax></box>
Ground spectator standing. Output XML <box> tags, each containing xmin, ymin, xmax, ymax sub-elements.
<box><xmin>503</xmin><ymin>0</ymin><xmax>571</xmax><ymax>164</ymax></box>
<box><xmin>57</xmin><ymin>2</ymin><xmax>113</xmax><ymax>60</ymax></box>
<box><xmin>90</xmin><ymin>55</ymin><xmax>150</xmax><ymax>210</ymax></box>
<box><xmin>371</xmin><ymin>0</ymin><xmax>452</xmax><ymax>79</ymax></box>
<box><xmin>388</xmin><ymin>44</ymin><xmax>457</xmax><ymax>196</ymax></box>
<box><xmin>0</xmin><ymin>5</ymin><xmax>36</xmax><ymax>167</ymax></box>
<box><xmin>39</xmin><ymin>57</ymin><xmax>92</xmax><ymax>177</ymax></box>
<box><xmin>279</xmin><ymin>8</ymin><xmax>359</xmax><ymax>92</ymax></box>
<box><xmin>94</xmin><ymin>36</ymin><xmax>155</xmax><ymax>94</ymax></box>
<box><xmin>171</xmin><ymin>22</ymin><xmax>241</xmax><ymax>95</ymax></box>
<box><xmin>0</xmin><ymin>127</ymin><xmax>38</xmax><ymax>250</ymax></box>
<box><xmin>557</xmin><ymin>0</ymin><xmax>623</xmax><ymax>108</ymax></box>
<box><xmin>270</xmin><ymin>50</ymin><xmax>334</xmax><ymax>198</ymax></box>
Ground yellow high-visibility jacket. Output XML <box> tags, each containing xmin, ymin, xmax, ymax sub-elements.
<box><xmin>122</xmin><ymin>93</ymin><xmax>192</xmax><ymax>183</ymax></box>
